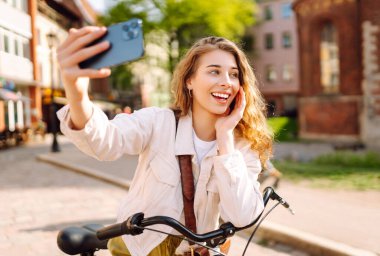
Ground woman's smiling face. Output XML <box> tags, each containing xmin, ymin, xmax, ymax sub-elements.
<box><xmin>187</xmin><ymin>49</ymin><xmax>241</xmax><ymax>117</ymax></box>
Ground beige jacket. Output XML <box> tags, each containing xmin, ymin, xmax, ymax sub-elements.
<box><xmin>57</xmin><ymin>105</ymin><xmax>264</xmax><ymax>256</ymax></box>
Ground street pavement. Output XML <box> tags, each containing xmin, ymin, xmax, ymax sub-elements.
<box><xmin>0</xmin><ymin>137</ymin><xmax>300</xmax><ymax>256</ymax></box>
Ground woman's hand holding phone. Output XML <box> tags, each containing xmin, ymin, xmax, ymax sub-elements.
<box><xmin>56</xmin><ymin>26</ymin><xmax>111</xmax><ymax>130</ymax></box>
<box><xmin>57</xmin><ymin>26</ymin><xmax>111</xmax><ymax>96</ymax></box>
<box><xmin>215</xmin><ymin>87</ymin><xmax>246</xmax><ymax>155</ymax></box>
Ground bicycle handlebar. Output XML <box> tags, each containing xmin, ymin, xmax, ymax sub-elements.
<box><xmin>96</xmin><ymin>187</ymin><xmax>292</xmax><ymax>247</ymax></box>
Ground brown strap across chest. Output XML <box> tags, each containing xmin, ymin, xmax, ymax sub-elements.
<box><xmin>173</xmin><ymin>109</ymin><xmax>197</xmax><ymax>237</ymax></box>
<box><xmin>178</xmin><ymin>155</ymin><xmax>197</xmax><ymax>235</ymax></box>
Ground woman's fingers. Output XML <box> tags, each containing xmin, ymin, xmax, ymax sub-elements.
<box><xmin>77</xmin><ymin>68</ymin><xmax>111</xmax><ymax>78</ymax></box>
<box><xmin>56</xmin><ymin>26</ymin><xmax>111</xmax><ymax>103</ymax></box>
<box><xmin>58</xmin><ymin>26</ymin><xmax>102</xmax><ymax>51</ymax></box>
<box><xmin>215</xmin><ymin>88</ymin><xmax>246</xmax><ymax>134</ymax></box>
<box><xmin>221</xmin><ymin>107</ymin><xmax>231</xmax><ymax>117</ymax></box>
<box><xmin>60</xmin><ymin>40</ymin><xmax>110</xmax><ymax>68</ymax></box>
<box><xmin>231</xmin><ymin>87</ymin><xmax>245</xmax><ymax>116</ymax></box>
<box><xmin>238</xmin><ymin>87</ymin><xmax>246</xmax><ymax>111</ymax></box>
<box><xmin>60</xmin><ymin>27</ymin><xmax>107</xmax><ymax>57</ymax></box>
<box><xmin>63</xmin><ymin>67</ymin><xmax>111</xmax><ymax>79</ymax></box>
<box><xmin>57</xmin><ymin>28</ymin><xmax>78</xmax><ymax>51</ymax></box>
<box><xmin>57</xmin><ymin>26</ymin><xmax>107</xmax><ymax>69</ymax></box>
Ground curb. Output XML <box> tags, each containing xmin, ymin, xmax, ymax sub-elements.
<box><xmin>248</xmin><ymin>222</ymin><xmax>377</xmax><ymax>256</ymax></box>
<box><xmin>37</xmin><ymin>154</ymin><xmax>378</xmax><ymax>256</ymax></box>
<box><xmin>36</xmin><ymin>154</ymin><xmax>131</xmax><ymax>190</ymax></box>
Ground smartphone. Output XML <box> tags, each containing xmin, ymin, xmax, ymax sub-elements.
<box><xmin>79</xmin><ymin>18</ymin><xmax>144</xmax><ymax>69</ymax></box>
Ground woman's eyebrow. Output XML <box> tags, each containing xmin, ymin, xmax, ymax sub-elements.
<box><xmin>206</xmin><ymin>64</ymin><xmax>238</xmax><ymax>70</ymax></box>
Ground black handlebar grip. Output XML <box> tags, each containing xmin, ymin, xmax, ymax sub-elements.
<box><xmin>96</xmin><ymin>222</ymin><xmax>127</xmax><ymax>241</ymax></box>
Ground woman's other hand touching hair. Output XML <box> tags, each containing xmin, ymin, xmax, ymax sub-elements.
<box><xmin>215</xmin><ymin>87</ymin><xmax>246</xmax><ymax>154</ymax></box>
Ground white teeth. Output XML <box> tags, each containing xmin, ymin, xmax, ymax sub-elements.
<box><xmin>212</xmin><ymin>93</ymin><xmax>229</xmax><ymax>99</ymax></box>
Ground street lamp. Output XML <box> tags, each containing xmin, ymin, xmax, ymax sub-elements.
<box><xmin>47</xmin><ymin>32</ymin><xmax>60</xmax><ymax>152</ymax></box>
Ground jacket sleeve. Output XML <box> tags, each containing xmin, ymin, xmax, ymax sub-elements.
<box><xmin>57</xmin><ymin>104</ymin><xmax>156</xmax><ymax>161</ymax></box>
<box><xmin>212</xmin><ymin>141</ymin><xmax>264</xmax><ymax>227</ymax></box>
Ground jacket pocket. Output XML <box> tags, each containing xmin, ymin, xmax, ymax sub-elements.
<box><xmin>150</xmin><ymin>154</ymin><xmax>180</xmax><ymax>186</ymax></box>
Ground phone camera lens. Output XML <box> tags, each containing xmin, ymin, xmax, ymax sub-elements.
<box><xmin>122</xmin><ymin>24</ymin><xmax>130</xmax><ymax>31</ymax></box>
<box><xmin>128</xmin><ymin>30</ymin><xmax>137</xmax><ymax>39</ymax></box>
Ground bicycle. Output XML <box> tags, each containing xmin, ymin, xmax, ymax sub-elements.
<box><xmin>57</xmin><ymin>187</ymin><xmax>294</xmax><ymax>256</ymax></box>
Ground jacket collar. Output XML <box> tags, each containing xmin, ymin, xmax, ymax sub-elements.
<box><xmin>174</xmin><ymin>111</ymin><xmax>218</xmax><ymax>157</ymax></box>
<box><xmin>175</xmin><ymin>111</ymin><xmax>196</xmax><ymax>156</ymax></box>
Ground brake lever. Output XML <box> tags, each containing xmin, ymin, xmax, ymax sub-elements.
<box><xmin>205</xmin><ymin>222</ymin><xmax>235</xmax><ymax>247</ymax></box>
<box><xmin>127</xmin><ymin>212</ymin><xmax>145</xmax><ymax>235</ymax></box>
<box><xmin>269</xmin><ymin>190</ymin><xmax>295</xmax><ymax>215</ymax></box>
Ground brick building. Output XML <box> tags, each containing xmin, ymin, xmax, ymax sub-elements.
<box><xmin>293</xmin><ymin>0</ymin><xmax>380</xmax><ymax>148</ymax></box>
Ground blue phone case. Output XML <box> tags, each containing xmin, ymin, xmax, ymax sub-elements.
<box><xmin>79</xmin><ymin>18</ymin><xmax>144</xmax><ymax>69</ymax></box>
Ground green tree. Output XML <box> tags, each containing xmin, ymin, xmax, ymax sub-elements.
<box><xmin>100</xmin><ymin>0</ymin><xmax>256</xmax><ymax>73</ymax></box>
<box><xmin>161</xmin><ymin>0</ymin><xmax>256</xmax><ymax>71</ymax></box>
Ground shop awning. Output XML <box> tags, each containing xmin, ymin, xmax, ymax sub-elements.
<box><xmin>0</xmin><ymin>88</ymin><xmax>30</xmax><ymax>102</ymax></box>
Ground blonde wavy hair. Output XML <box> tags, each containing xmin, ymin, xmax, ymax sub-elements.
<box><xmin>172</xmin><ymin>36</ymin><xmax>273</xmax><ymax>165</ymax></box>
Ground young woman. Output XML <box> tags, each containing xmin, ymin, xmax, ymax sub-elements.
<box><xmin>56</xmin><ymin>26</ymin><xmax>273</xmax><ymax>256</ymax></box>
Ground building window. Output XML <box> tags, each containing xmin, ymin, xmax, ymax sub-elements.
<box><xmin>3</xmin><ymin>34</ymin><xmax>10</xmax><ymax>53</ymax></box>
<box><xmin>14</xmin><ymin>38</ymin><xmax>19</xmax><ymax>56</ymax></box>
<box><xmin>264</xmin><ymin>6</ymin><xmax>273</xmax><ymax>21</ymax></box>
<box><xmin>22</xmin><ymin>39</ymin><xmax>30</xmax><ymax>59</ymax></box>
<box><xmin>2</xmin><ymin>0</ymin><xmax>27</xmax><ymax>12</ymax></box>
<box><xmin>242</xmin><ymin>35</ymin><xmax>254</xmax><ymax>53</ymax></box>
<box><xmin>36</xmin><ymin>29</ymin><xmax>41</xmax><ymax>45</ymax></box>
<box><xmin>0</xmin><ymin>30</ymin><xmax>2</xmax><ymax>51</ymax></box>
<box><xmin>39</xmin><ymin>62</ymin><xmax>44</xmax><ymax>83</ymax></box>
<box><xmin>282</xmin><ymin>65</ymin><xmax>293</xmax><ymax>82</ymax></box>
<box><xmin>265</xmin><ymin>33</ymin><xmax>274</xmax><ymax>50</ymax></box>
<box><xmin>281</xmin><ymin>3</ymin><xmax>293</xmax><ymax>18</ymax></box>
<box><xmin>266</xmin><ymin>65</ymin><xmax>277</xmax><ymax>82</ymax></box>
<box><xmin>320</xmin><ymin>22</ymin><xmax>340</xmax><ymax>93</ymax></box>
<box><xmin>11</xmin><ymin>0</ymin><xmax>17</xmax><ymax>8</ymax></box>
<box><xmin>282</xmin><ymin>32</ymin><xmax>292</xmax><ymax>48</ymax></box>
<box><xmin>20</xmin><ymin>0</ymin><xmax>28</xmax><ymax>12</ymax></box>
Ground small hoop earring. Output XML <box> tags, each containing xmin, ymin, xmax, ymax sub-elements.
<box><xmin>188</xmin><ymin>88</ymin><xmax>193</xmax><ymax>97</ymax></box>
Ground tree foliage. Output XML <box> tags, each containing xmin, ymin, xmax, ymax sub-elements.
<box><xmin>99</xmin><ymin>0</ymin><xmax>256</xmax><ymax>89</ymax></box>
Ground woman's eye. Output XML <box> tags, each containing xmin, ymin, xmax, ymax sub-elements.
<box><xmin>210</xmin><ymin>70</ymin><xmax>219</xmax><ymax>75</ymax></box>
<box><xmin>230</xmin><ymin>72</ymin><xmax>239</xmax><ymax>78</ymax></box>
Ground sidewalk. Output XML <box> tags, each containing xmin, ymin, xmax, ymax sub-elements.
<box><xmin>37</xmin><ymin>137</ymin><xmax>380</xmax><ymax>256</ymax></box>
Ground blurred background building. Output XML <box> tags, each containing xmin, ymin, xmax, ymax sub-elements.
<box><xmin>0</xmin><ymin>0</ymin><xmax>33</xmax><ymax>141</ymax></box>
<box><xmin>246</xmin><ymin>0</ymin><xmax>299</xmax><ymax>117</ymax></box>
<box><xmin>293</xmin><ymin>0</ymin><xmax>380</xmax><ymax>148</ymax></box>
<box><xmin>0</xmin><ymin>0</ymin><xmax>98</xmax><ymax>148</ymax></box>
<box><xmin>36</xmin><ymin>0</ymin><xmax>97</xmax><ymax>132</ymax></box>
